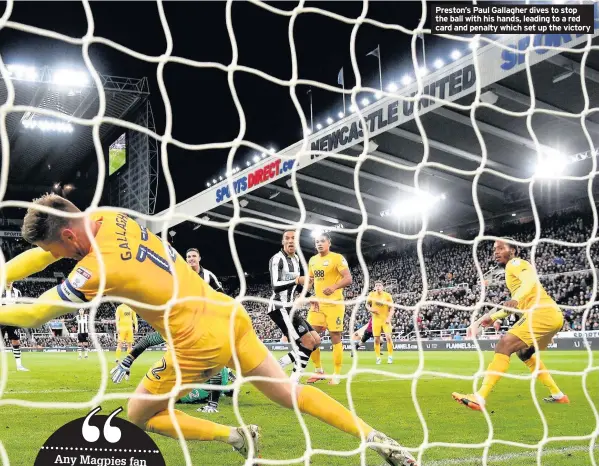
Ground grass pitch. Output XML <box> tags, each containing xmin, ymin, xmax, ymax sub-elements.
<box><xmin>0</xmin><ymin>350</ymin><xmax>597</xmax><ymax>465</ymax></box>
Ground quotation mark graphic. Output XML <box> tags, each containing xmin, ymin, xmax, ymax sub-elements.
<box><xmin>82</xmin><ymin>407</ymin><xmax>123</xmax><ymax>444</ymax></box>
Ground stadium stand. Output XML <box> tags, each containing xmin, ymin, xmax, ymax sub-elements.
<box><xmin>3</xmin><ymin>210</ymin><xmax>599</xmax><ymax>347</ymax></box>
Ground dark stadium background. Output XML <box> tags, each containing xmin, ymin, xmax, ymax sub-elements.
<box><xmin>0</xmin><ymin>1</ymin><xmax>457</xmax><ymax>278</ymax></box>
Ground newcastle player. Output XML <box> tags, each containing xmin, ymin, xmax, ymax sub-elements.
<box><xmin>0</xmin><ymin>282</ymin><xmax>28</xmax><ymax>371</ymax></box>
<box><xmin>76</xmin><ymin>308</ymin><xmax>89</xmax><ymax>359</ymax></box>
<box><xmin>185</xmin><ymin>248</ymin><xmax>224</xmax><ymax>292</ymax></box>
<box><xmin>269</xmin><ymin>230</ymin><xmax>320</xmax><ymax>381</ymax></box>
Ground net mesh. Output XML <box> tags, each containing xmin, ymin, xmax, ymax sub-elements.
<box><xmin>0</xmin><ymin>0</ymin><xmax>598</xmax><ymax>465</ymax></box>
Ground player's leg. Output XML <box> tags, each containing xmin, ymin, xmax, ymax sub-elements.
<box><xmin>516</xmin><ymin>346</ymin><xmax>567</xmax><ymax>403</ymax></box>
<box><xmin>115</xmin><ymin>338</ymin><xmax>123</xmax><ymax>363</ymax></box>
<box><xmin>372</xmin><ymin>320</ymin><xmax>382</xmax><ymax>364</ymax></box>
<box><xmin>374</xmin><ymin>335</ymin><xmax>382</xmax><ymax>363</ymax></box>
<box><xmin>243</xmin><ymin>351</ymin><xmax>416</xmax><ymax>464</ymax></box>
<box><xmin>83</xmin><ymin>338</ymin><xmax>89</xmax><ymax>358</ymax></box>
<box><xmin>271</xmin><ymin>307</ymin><xmax>320</xmax><ymax>380</ymax></box>
<box><xmin>306</xmin><ymin>308</ymin><xmax>327</xmax><ymax>383</ymax></box>
<box><xmin>327</xmin><ymin>305</ymin><xmax>345</xmax><ymax>384</ymax></box>
<box><xmin>198</xmin><ymin>369</ymin><xmax>227</xmax><ymax>413</ymax></box>
<box><xmin>384</xmin><ymin>328</ymin><xmax>394</xmax><ymax>364</ymax></box>
<box><xmin>128</xmin><ymin>354</ymin><xmax>259</xmax><ymax>457</ymax></box>
<box><xmin>453</xmin><ymin>331</ymin><xmax>526</xmax><ymax>411</ymax></box>
<box><xmin>78</xmin><ymin>340</ymin><xmax>83</xmax><ymax>359</ymax></box>
<box><xmin>8</xmin><ymin>328</ymin><xmax>27</xmax><ymax>371</ymax></box>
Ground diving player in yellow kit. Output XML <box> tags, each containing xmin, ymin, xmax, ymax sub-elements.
<box><xmin>452</xmin><ymin>239</ymin><xmax>568</xmax><ymax>411</ymax></box>
<box><xmin>0</xmin><ymin>194</ymin><xmax>416</xmax><ymax>465</ymax></box>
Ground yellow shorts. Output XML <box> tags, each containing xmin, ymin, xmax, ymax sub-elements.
<box><xmin>142</xmin><ymin>298</ymin><xmax>269</xmax><ymax>396</ymax></box>
<box><xmin>508</xmin><ymin>306</ymin><xmax>564</xmax><ymax>350</ymax></box>
<box><xmin>118</xmin><ymin>328</ymin><xmax>134</xmax><ymax>344</ymax></box>
<box><xmin>372</xmin><ymin>318</ymin><xmax>392</xmax><ymax>337</ymax></box>
<box><xmin>307</xmin><ymin>304</ymin><xmax>345</xmax><ymax>332</ymax></box>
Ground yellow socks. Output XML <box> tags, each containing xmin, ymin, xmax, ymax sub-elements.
<box><xmin>524</xmin><ymin>355</ymin><xmax>562</xmax><ymax>396</ymax></box>
<box><xmin>332</xmin><ymin>342</ymin><xmax>343</xmax><ymax>375</ymax></box>
<box><xmin>146</xmin><ymin>409</ymin><xmax>232</xmax><ymax>443</ymax></box>
<box><xmin>386</xmin><ymin>340</ymin><xmax>393</xmax><ymax>357</ymax></box>
<box><xmin>115</xmin><ymin>345</ymin><xmax>122</xmax><ymax>361</ymax></box>
<box><xmin>477</xmin><ymin>353</ymin><xmax>510</xmax><ymax>399</ymax></box>
<box><xmin>311</xmin><ymin>347</ymin><xmax>322</xmax><ymax>371</ymax></box>
<box><xmin>374</xmin><ymin>341</ymin><xmax>381</xmax><ymax>357</ymax></box>
<box><xmin>298</xmin><ymin>385</ymin><xmax>372</xmax><ymax>438</ymax></box>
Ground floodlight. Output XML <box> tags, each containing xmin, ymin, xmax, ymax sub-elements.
<box><xmin>326</xmin><ymin>117</ymin><xmax>333</xmax><ymax>125</ymax></box>
<box><xmin>469</xmin><ymin>39</ymin><xmax>479</xmax><ymax>50</ymax></box>
<box><xmin>401</xmin><ymin>74</ymin><xmax>412</xmax><ymax>85</ymax></box>
<box><xmin>7</xmin><ymin>64</ymin><xmax>38</xmax><ymax>81</ymax></box>
<box><xmin>206</xmin><ymin>182</ymin><xmax>211</xmax><ymax>187</ymax></box>
<box><xmin>22</xmin><ymin>119</ymin><xmax>74</xmax><ymax>133</ymax></box>
<box><xmin>219</xmin><ymin>176</ymin><xmax>223</xmax><ymax>181</ymax></box>
<box><xmin>375</xmin><ymin>91</ymin><xmax>383</xmax><ymax>100</ymax></box>
<box><xmin>261</xmin><ymin>153</ymin><xmax>267</xmax><ymax>159</ymax></box>
<box><xmin>349</xmin><ymin>105</ymin><xmax>357</xmax><ymax>113</ymax></box>
<box><xmin>387</xmin><ymin>82</ymin><xmax>398</xmax><ymax>92</ymax></box>
<box><xmin>535</xmin><ymin>149</ymin><xmax>568</xmax><ymax>179</ymax></box>
<box><xmin>52</xmin><ymin>69</ymin><xmax>89</xmax><ymax>87</ymax></box>
<box><xmin>311</xmin><ymin>229</ymin><xmax>323</xmax><ymax>238</ymax></box>
<box><xmin>337</xmin><ymin>111</ymin><xmax>344</xmax><ymax>119</ymax></box>
<box><xmin>304</xmin><ymin>128</ymin><xmax>312</xmax><ymax>136</ymax></box>
<box><xmin>316</xmin><ymin>123</ymin><xmax>322</xmax><ymax>130</ymax></box>
<box><xmin>417</xmin><ymin>67</ymin><xmax>429</xmax><ymax>77</ymax></box>
<box><xmin>433</xmin><ymin>59</ymin><xmax>444</xmax><ymax>69</ymax></box>
<box><xmin>246</xmin><ymin>161</ymin><xmax>251</xmax><ymax>167</ymax></box>
<box><xmin>269</xmin><ymin>147</ymin><xmax>275</xmax><ymax>152</ymax></box>
<box><xmin>361</xmin><ymin>98</ymin><xmax>370</xmax><ymax>106</ymax></box>
<box><xmin>252</xmin><ymin>155</ymin><xmax>260</xmax><ymax>163</ymax></box>
<box><xmin>450</xmin><ymin>50</ymin><xmax>462</xmax><ymax>60</ymax></box>
<box><xmin>383</xmin><ymin>191</ymin><xmax>445</xmax><ymax>219</ymax></box>
<box><xmin>212</xmin><ymin>179</ymin><xmax>217</xmax><ymax>183</ymax></box>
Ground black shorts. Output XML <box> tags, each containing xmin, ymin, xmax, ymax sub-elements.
<box><xmin>0</xmin><ymin>326</ymin><xmax>19</xmax><ymax>341</ymax></box>
<box><xmin>268</xmin><ymin>306</ymin><xmax>313</xmax><ymax>342</ymax></box>
<box><xmin>78</xmin><ymin>333</ymin><xmax>89</xmax><ymax>343</ymax></box>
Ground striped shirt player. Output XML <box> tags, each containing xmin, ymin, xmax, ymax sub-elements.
<box><xmin>1</xmin><ymin>283</ymin><xmax>28</xmax><ymax>370</ymax></box>
<box><xmin>75</xmin><ymin>309</ymin><xmax>89</xmax><ymax>359</ymax></box>
<box><xmin>268</xmin><ymin>230</ymin><xmax>320</xmax><ymax>381</ymax></box>
<box><xmin>185</xmin><ymin>248</ymin><xmax>224</xmax><ymax>292</ymax></box>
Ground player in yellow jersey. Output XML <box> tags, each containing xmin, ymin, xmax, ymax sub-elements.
<box><xmin>367</xmin><ymin>281</ymin><xmax>394</xmax><ymax>365</ymax></box>
<box><xmin>0</xmin><ymin>194</ymin><xmax>416</xmax><ymax>465</ymax></box>
<box><xmin>452</xmin><ymin>239</ymin><xmax>568</xmax><ymax>411</ymax></box>
<box><xmin>115</xmin><ymin>303</ymin><xmax>138</xmax><ymax>363</ymax></box>
<box><xmin>306</xmin><ymin>233</ymin><xmax>352</xmax><ymax>385</ymax></box>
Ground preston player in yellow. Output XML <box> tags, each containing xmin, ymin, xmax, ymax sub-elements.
<box><xmin>115</xmin><ymin>303</ymin><xmax>138</xmax><ymax>363</ymax></box>
<box><xmin>0</xmin><ymin>194</ymin><xmax>416</xmax><ymax>465</ymax></box>
<box><xmin>367</xmin><ymin>280</ymin><xmax>394</xmax><ymax>365</ymax></box>
<box><xmin>452</xmin><ymin>239</ymin><xmax>568</xmax><ymax>411</ymax></box>
<box><xmin>306</xmin><ymin>233</ymin><xmax>352</xmax><ymax>385</ymax></box>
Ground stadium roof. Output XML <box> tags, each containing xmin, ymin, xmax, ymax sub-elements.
<box><xmin>0</xmin><ymin>66</ymin><xmax>149</xmax><ymax>194</ymax></box>
<box><xmin>153</xmin><ymin>33</ymin><xmax>599</xmax><ymax>253</ymax></box>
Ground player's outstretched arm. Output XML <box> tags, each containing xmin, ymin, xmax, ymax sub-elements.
<box><xmin>0</xmin><ymin>286</ymin><xmax>71</xmax><ymax>328</ymax></box>
<box><xmin>110</xmin><ymin>332</ymin><xmax>165</xmax><ymax>383</ymax></box>
<box><xmin>4</xmin><ymin>247</ymin><xmax>60</xmax><ymax>282</ymax></box>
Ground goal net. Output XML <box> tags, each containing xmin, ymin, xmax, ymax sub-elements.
<box><xmin>1</xmin><ymin>1</ymin><xmax>599</xmax><ymax>465</ymax></box>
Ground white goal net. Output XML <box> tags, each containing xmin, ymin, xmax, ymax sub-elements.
<box><xmin>0</xmin><ymin>1</ymin><xmax>598</xmax><ymax>465</ymax></box>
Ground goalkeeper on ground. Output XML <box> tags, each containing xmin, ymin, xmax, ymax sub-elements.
<box><xmin>110</xmin><ymin>332</ymin><xmax>235</xmax><ymax>414</ymax></box>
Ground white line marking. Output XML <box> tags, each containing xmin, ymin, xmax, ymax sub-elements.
<box><xmin>425</xmin><ymin>445</ymin><xmax>598</xmax><ymax>465</ymax></box>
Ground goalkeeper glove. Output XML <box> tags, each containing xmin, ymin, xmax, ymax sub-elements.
<box><xmin>110</xmin><ymin>355</ymin><xmax>134</xmax><ymax>383</ymax></box>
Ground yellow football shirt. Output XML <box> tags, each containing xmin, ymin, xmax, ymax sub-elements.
<box><xmin>505</xmin><ymin>258</ymin><xmax>555</xmax><ymax>310</ymax></box>
<box><xmin>308</xmin><ymin>252</ymin><xmax>348</xmax><ymax>306</ymax></box>
<box><xmin>116</xmin><ymin>303</ymin><xmax>138</xmax><ymax>331</ymax></box>
<box><xmin>367</xmin><ymin>291</ymin><xmax>393</xmax><ymax>318</ymax></box>
<box><xmin>57</xmin><ymin>211</ymin><xmax>221</xmax><ymax>346</ymax></box>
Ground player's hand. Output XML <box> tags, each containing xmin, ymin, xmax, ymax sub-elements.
<box><xmin>323</xmin><ymin>286</ymin><xmax>336</xmax><ymax>296</ymax></box>
<box><xmin>466</xmin><ymin>323</ymin><xmax>480</xmax><ymax>339</ymax></box>
<box><xmin>385</xmin><ymin>318</ymin><xmax>391</xmax><ymax>325</ymax></box>
<box><xmin>493</xmin><ymin>320</ymin><xmax>502</xmax><ymax>332</ymax></box>
<box><xmin>311</xmin><ymin>301</ymin><xmax>320</xmax><ymax>313</ymax></box>
<box><xmin>504</xmin><ymin>300</ymin><xmax>519</xmax><ymax>308</ymax></box>
<box><xmin>110</xmin><ymin>355</ymin><xmax>134</xmax><ymax>384</ymax></box>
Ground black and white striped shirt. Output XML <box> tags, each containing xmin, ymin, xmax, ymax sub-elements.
<box><xmin>199</xmin><ymin>267</ymin><xmax>223</xmax><ymax>293</ymax></box>
<box><xmin>268</xmin><ymin>249</ymin><xmax>304</xmax><ymax>311</ymax></box>
<box><xmin>76</xmin><ymin>313</ymin><xmax>89</xmax><ymax>334</ymax></box>
<box><xmin>1</xmin><ymin>287</ymin><xmax>21</xmax><ymax>302</ymax></box>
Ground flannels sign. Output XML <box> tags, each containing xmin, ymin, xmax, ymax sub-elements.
<box><xmin>310</xmin><ymin>64</ymin><xmax>475</xmax><ymax>155</ymax></box>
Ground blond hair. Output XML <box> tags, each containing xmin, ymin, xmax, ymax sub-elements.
<box><xmin>21</xmin><ymin>193</ymin><xmax>79</xmax><ymax>244</ymax></box>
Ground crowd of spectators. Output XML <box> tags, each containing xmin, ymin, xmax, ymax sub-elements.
<box><xmin>3</xmin><ymin>210</ymin><xmax>599</xmax><ymax>347</ymax></box>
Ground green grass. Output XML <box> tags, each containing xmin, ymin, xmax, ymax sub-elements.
<box><xmin>0</xmin><ymin>350</ymin><xmax>598</xmax><ymax>465</ymax></box>
<box><xmin>109</xmin><ymin>148</ymin><xmax>126</xmax><ymax>175</ymax></box>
